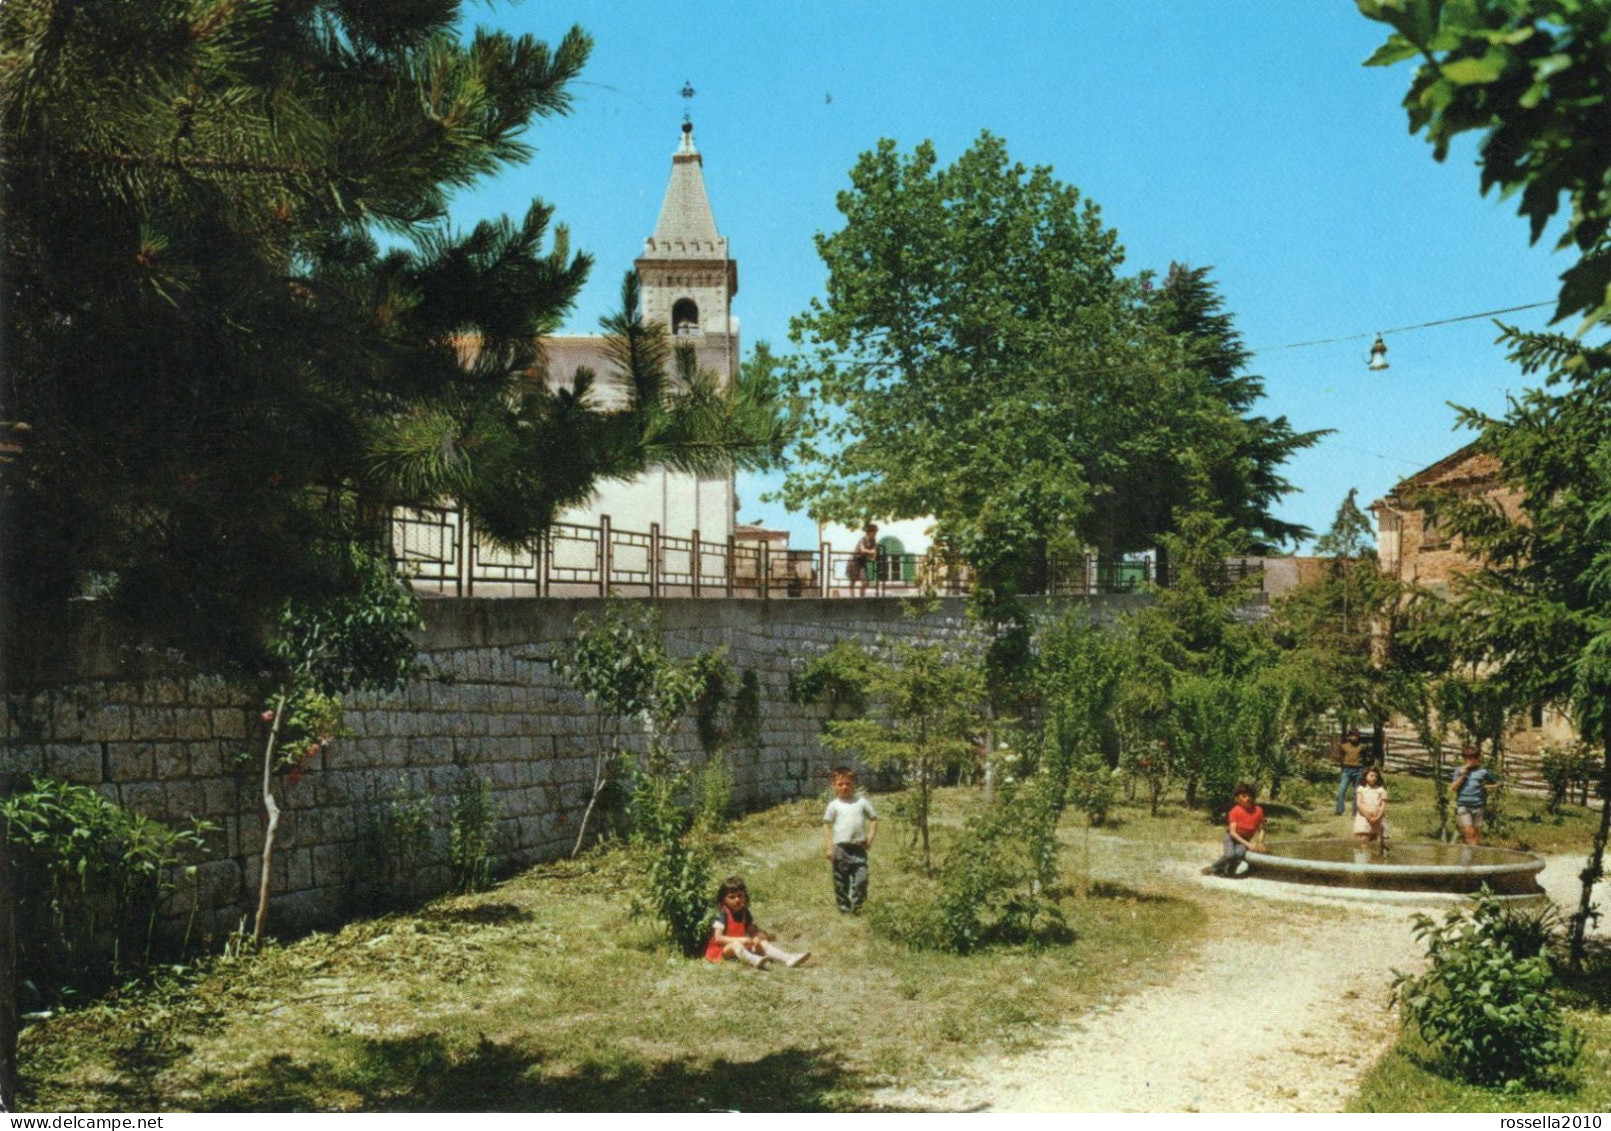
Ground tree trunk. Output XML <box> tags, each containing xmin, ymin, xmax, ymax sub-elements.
<box><xmin>251</xmin><ymin>694</ymin><xmax>288</xmax><ymax>949</ymax></box>
<box><xmin>1568</xmin><ymin>733</ymin><xmax>1611</xmax><ymax>968</ymax></box>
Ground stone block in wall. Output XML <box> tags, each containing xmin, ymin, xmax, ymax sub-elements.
<box><xmin>271</xmin><ymin>887</ymin><xmax>340</xmax><ymax>934</ymax></box>
<box><xmin>140</xmin><ymin>678</ymin><xmax>186</xmax><ymax>706</ymax></box>
<box><xmin>51</xmin><ymin>698</ymin><xmax>81</xmax><ymax>742</ymax></box>
<box><xmin>1</xmin><ymin>743</ymin><xmax>45</xmax><ymax>778</ymax></box>
<box><xmin>78</xmin><ymin>704</ymin><xmax>132</xmax><ymax>743</ymax></box>
<box><xmin>174</xmin><ymin>708</ymin><xmax>213</xmax><ymax>741</ymax></box>
<box><xmin>189</xmin><ymin>858</ymin><xmax>243</xmax><ymax>910</ymax></box>
<box><xmin>152</xmin><ymin>742</ymin><xmax>188</xmax><ymax>781</ymax></box>
<box><xmin>164</xmin><ymin>780</ymin><xmax>203</xmax><ymax>822</ymax></box>
<box><xmin>203</xmin><ymin>778</ymin><xmax>237</xmax><ymax>820</ymax></box>
<box><xmin>310</xmin><ymin>841</ymin><xmax>351</xmax><ymax>888</ymax></box>
<box><xmin>287</xmin><ymin>847</ymin><xmax>315</xmax><ymax>892</ymax></box>
<box><xmin>189</xmin><ymin>741</ymin><xmax>231</xmax><ymax>778</ymax></box>
<box><xmin>120</xmin><ymin>780</ymin><xmax>166</xmax><ymax>818</ymax></box>
<box><xmin>4</xmin><ymin>692</ymin><xmax>52</xmax><ymax>743</ymax></box>
<box><xmin>45</xmin><ymin>742</ymin><xmax>101</xmax><ymax>783</ymax></box>
<box><xmin>210</xmin><ymin>709</ymin><xmax>248</xmax><ymax>741</ymax></box>
<box><xmin>131</xmin><ymin>706</ymin><xmax>177</xmax><ymax>741</ymax></box>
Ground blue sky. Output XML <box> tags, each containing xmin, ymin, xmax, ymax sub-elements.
<box><xmin>450</xmin><ymin>2</ymin><xmax>1573</xmax><ymax>551</ymax></box>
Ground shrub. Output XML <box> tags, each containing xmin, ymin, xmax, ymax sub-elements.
<box><xmin>695</xmin><ymin>753</ymin><xmax>735</xmax><ymax>834</ymax></box>
<box><xmin>629</xmin><ymin>754</ymin><xmax>712</xmax><ymax>957</ymax></box>
<box><xmin>448</xmin><ymin>774</ymin><xmax>497</xmax><ymax>894</ymax></box>
<box><xmin>1539</xmin><ymin>742</ymin><xmax>1595</xmax><ymax>812</ymax></box>
<box><xmin>1393</xmin><ymin>893</ymin><xmax>1581</xmax><ymax>1089</ymax></box>
<box><xmin>364</xmin><ymin>774</ymin><xmax>436</xmax><ymax>908</ymax></box>
<box><xmin>881</xmin><ymin>776</ymin><xmax>1068</xmax><ymax>954</ymax></box>
<box><xmin>2</xmin><ymin>777</ymin><xmax>212</xmax><ymax>1008</ymax></box>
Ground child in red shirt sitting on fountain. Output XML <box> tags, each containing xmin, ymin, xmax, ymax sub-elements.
<box><xmin>1202</xmin><ymin>782</ymin><xmax>1265</xmax><ymax>879</ymax></box>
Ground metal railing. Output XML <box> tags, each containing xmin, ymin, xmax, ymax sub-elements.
<box><xmin>390</xmin><ymin>506</ymin><xmax>1204</xmax><ymax>600</ymax></box>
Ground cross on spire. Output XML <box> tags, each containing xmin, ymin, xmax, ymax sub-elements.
<box><xmin>680</xmin><ymin>80</ymin><xmax>695</xmax><ymax>124</ymax></box>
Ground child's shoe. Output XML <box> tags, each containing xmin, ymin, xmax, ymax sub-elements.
<box><xmin>736</xmin><ymin>947</ymin><xmax>768</xmax><ymax>969</ymax></box>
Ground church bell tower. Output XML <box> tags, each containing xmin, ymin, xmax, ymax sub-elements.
<box><xmin>635</xmin><ymin>120</ymin><xmax>740</xmax><ymax>385</ymax></box>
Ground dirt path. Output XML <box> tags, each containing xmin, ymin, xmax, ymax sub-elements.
<box><xmin>878</xmin><ymin>850</ymin><xmax>1603</xmax><ymax>1113</ymax></box>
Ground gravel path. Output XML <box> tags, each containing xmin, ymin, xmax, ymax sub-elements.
<box><xmin>879</xmin><ymin>849</ymin><xmax>1605</xmax><ymax>1113</ymax></box>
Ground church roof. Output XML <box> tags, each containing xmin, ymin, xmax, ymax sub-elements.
<box><xmin>641</xmin><ymin>122</ymin><xmax>727</xmax><ymax>260</ymax></box>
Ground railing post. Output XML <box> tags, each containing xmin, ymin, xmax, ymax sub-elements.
<box><xmin>537</xmin><ymin>525</ymin><xmax>549</xmax><ymax>598</ymax></box>
<box><xmin>599</xmin><ymin>515</ymin><xmax>612</xmax><ymax>597</ymax></box>
<box><xmin>760</xmin><ymin>540</ymin><xmax>770</xmax><ymax>600</ymax></box>
<box><xmin>726</xmin><ymin>535</ymin><xmax>736</xmax><ymax>597</ymax></box>
<box><xmin>820</xmin><ymin>542</ymin><xmax>831</xmax><ymax>598</ymax></box>
<box><xmin>460</xmin><ymin>506</ymin><xmax>471</xmax><ymax>598</ymax></box>
<box><xmin>650</xmin><ymin>521</ymin><xmax>661</xmax><ymax>599</ymax></box>
<box><xmin>691</xmin><ymin>528</ymin><xmax>702</xmax><ymax>598</ymax></box>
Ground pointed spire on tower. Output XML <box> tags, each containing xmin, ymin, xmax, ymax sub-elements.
<box><xmin>644</xmin><ymin>119</ymin><xmax>725</xmax><ymax>257</ymax></box>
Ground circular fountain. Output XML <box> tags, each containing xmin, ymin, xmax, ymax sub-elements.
<box><xmin>1244</xmin><ymin>839</ymin><xmax>1545</xmax><ymax>897</ymax></box>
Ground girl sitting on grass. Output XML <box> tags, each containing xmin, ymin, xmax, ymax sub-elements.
<box><xmin>704</xmin><ymin>875</ymin><xmax>810</xmax><ymax>969</ymax></box>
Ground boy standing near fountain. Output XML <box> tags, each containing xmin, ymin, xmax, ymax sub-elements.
<box><xmin>1451</xmin><ymin>745</ymin><xmax>1498</xmax><ymax>845</ymax></box>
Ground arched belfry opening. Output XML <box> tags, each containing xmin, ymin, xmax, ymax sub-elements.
<box><xmin>671</xmin><ymin>297</ymin><xmax>700</xmax><ymax>335</ymax></box>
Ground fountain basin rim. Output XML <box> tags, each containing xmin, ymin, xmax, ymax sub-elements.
<box><xmin>1247</xmin><ymin>843</ymin><xmax>1544</xmax><ymax>880</ymax></box>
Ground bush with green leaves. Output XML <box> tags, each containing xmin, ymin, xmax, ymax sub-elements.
<box><xmin>877</xmin><ymin>774</ymin><xmax>1068</xmax><ymax>954</ymax></box>
<box><xmin>448</xmin><ymin>774</ymin><xmax>498</xmax><ymax>894</ymax></box>
<box><xmin>363</xmin><ymin>775</ymin><xmax>436</xmax><ymax>910</ymax></box>
<box><xmin>557</xmin><ymin>602</ymin><xmax>724</xmax><ymax>856</ymax></box>
<box><xmin>1393</xmin><ymin>893</ymin><xmax>1581</xmax><ymax>1090</ymax></box>
<box><xmin>1539</xmin><ymin>742</ymin><xmax>1595</xmax><ymax>813</ymax></box>
<box><xmin>629</xmin><ymin>752</ymin><xmax>713</xmax><ymax>957</ymax></box>
<box><xmin>559</xmin><ymin>603</ymin><xmax>723</xmax><ymax>952</ymax></box>
<box><xmin>2</xmin><ymin>777</ymin><xmax>213</xmax><ymax>1009</ymax></box>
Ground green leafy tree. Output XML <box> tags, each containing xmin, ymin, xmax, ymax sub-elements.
<box><xmin>1416</xmin><ymin>333</ymin><xmax>1611</xmax><ymax>963</ymax></box>
<box><xmin>824</xmin><ymin>643</ymin><xmax>987</xmax><ymax>871</ymax></box>
<box><xmin>1269</xmin><ymin>489</ymin><xmax>1403</xmax><ymax>747</ymax></box>
<box><xmin>1360</xmin><ymin>0</ymin><xmax>1611</xmax><ymax>330</ymax></box>
<box><xmin>780</xmin><ymin>136</ymin><xmax>1316</xmax><ymax>601</ymax></box>
<box><xmin>252</xmin><ymin>542</ymin><xmax>421</xmax><ymax>947</ymax></box>
<box><xmin>555</xmin><ymin>604</ymin><xmax>723</xmax><ymax>953</ymax></box>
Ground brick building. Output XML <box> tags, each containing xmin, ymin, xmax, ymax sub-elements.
<box><xmin>1371</xmin><ymin>443</ymin><xmax>1572</xmax><ymax>756</ymax></box>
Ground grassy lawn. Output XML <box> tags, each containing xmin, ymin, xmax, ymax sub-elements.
<box><xmin>17</xmin><ymin>778</ymin><xmax>1603</xmax><ymax>1112</ymax></box>
<box><xmin>18</xmin><ymin>789</ymin><xmax>1210</xmax><ymax>1113</ymax></box>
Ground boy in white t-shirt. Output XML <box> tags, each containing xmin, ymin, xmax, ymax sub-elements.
<box><xmin>823</xmin><ymin>767</ymin><xmax>878</xmax><ymax>913</ymax></box>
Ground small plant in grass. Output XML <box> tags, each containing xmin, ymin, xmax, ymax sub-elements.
<box><xmin>1392</xmin><ymin>892</ymin><xmax>1581</xmax><ymax>1090</ymax></box>
<box><xmin>364</xmin><ymin>775</ymin><xmax>435</xmax><ymax>908</ymax></box>
<box><xmin>2</xmin><ymin>777</ymin><xmax>213</xmax><ymax>1009</ymax></box>
<box><xmin>448</xmin><ymin>774</ymin><xmax>497</xmax><ymax>894</ymax></box>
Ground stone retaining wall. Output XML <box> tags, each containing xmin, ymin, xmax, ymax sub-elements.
<box><xmin>2</xmin><ymin>596</ymin><xmax>1140</xmax><ymax>940</ymax></box>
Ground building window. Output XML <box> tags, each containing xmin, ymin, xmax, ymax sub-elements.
<box><xmin>672</xmin><ymin>298</ymin><xmax>700</xmax><ymax>335</ymax></box>
<box><xmin>1532</xmin><ymin>703</ymin><xmax>1545</xmax><ymax>729</ymax></box>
